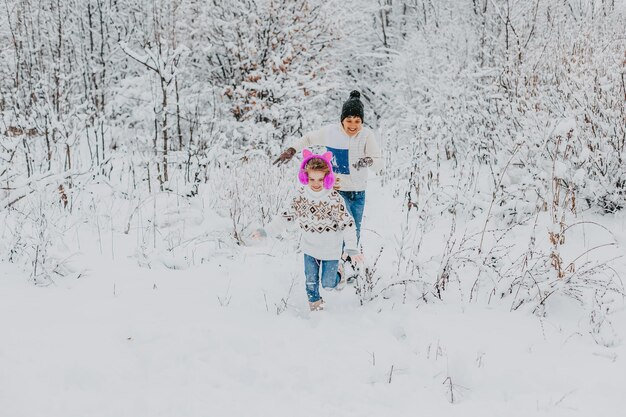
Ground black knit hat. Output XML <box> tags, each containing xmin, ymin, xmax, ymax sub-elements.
<box><xmin>340</xmin><ymin>90</ymin><xmax>364</xmax><ymax>122</ymax></box>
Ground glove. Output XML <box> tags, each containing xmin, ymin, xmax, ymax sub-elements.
<box><xmin>352</xmin><ymin>157</ymin><xmax>373</xmax><ymax>170</ymax></box>
<box><xmin>273</xmin><ymin>147</ymin><xmax>296</xmax><ymax>166</ymax></box>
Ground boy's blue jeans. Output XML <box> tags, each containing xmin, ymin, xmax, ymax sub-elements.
<box><xmin>338</xmin><ymin>190</ymin><xmax>366</xmax><ymax>245</ymax></box>
<box><xmin>304</xmin><ymin>254</ymin><xmax>339</xmax><ymax>302</ymax></box>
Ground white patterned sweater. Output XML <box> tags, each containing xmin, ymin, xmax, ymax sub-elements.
<box><xmin>262</xmin><ymin>186</ymin><xmax>359</xmax><ymax>260</ymax></box>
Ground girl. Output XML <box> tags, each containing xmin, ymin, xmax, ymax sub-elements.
<box><xmin>253</xmin><ymin>150</ymin><xmax>363</xmax><ymax>311</ymax></box>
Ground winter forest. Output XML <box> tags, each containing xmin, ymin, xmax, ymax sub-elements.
<box><xmin>1</xmin><ymin>0</ymin><xmax>625</xmax><ymax>415</ymax></box>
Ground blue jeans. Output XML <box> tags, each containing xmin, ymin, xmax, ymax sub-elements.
<box><xmin>338</xmin><ymin>190</ymin><xmax>366</xmax><ymax>245</ymax></box>
<box><xmin>304</xmin><ymin>254</ymin><xmax>339</xmax><ymax>302</ymax></box>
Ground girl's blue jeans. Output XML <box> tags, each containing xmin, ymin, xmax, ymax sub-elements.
<box><xmin>304</xmin><ymin>254</ymin><xmax>339</xmax><ymax>302</ymax></box>
<box><xmin>338</xmin><ymin>190</ymin><xmax>365</xmax><ymax>245</ymax></box>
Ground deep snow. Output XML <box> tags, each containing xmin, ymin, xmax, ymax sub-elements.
<box><xmin>1</xmin><ymin>180</ymin><xmax>625</xmax><ymax>417</ymax></box>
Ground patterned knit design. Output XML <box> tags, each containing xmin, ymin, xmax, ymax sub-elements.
<box><xmin>263</xmin><ymin>186</ymin><xmax>359</xmax><ymax>260</ymax></box>
<box><xmin>282</xmin><ymin>190</ymin><xmax>354</xmax><ymax>233</ymax></box>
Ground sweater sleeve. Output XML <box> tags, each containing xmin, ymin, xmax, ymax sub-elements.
<box><xmin>292</xmin><ymin>127</ymin><xmax>326</xmax><ymax>152</ymax></box>
<box><xmin>365</xmin><ymin>131</ymin><xmax>385</xmax><ymax>172</ymax></box>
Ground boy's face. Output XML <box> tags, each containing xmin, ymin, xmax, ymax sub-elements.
<box><xmin>307</xmin><ymin>170</ymin><xmax>326</xmax><ymax>192</ymax></box>
<box><xmin>342</xmin><ymin>116</ymin><xmax>362</xmax><ymax>137</ymax></box>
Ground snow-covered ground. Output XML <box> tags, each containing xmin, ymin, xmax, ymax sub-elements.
<box><xmin>2</xmin><ymin>180</ymin><xmax>625</xmax><ymax>417</ymax></box>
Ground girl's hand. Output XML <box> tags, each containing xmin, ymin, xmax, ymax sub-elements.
<box><xmin>333</xmin><ymin>177</ymin><xmax>341</xmax><ymax>190</ymax></box>
<box><xmin>351</xmin><ymin>253</ymin><xmax>364</xmax><ymax>263</ymax></box>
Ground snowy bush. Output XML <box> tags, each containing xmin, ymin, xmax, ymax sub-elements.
<box><xmin>0</xmin><ymin>177</ymin><xmax>79</xmax><ymax>285</ymax></box>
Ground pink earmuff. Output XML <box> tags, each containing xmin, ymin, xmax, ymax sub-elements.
<box><xmin>298</xmin><ymin>149</ymin><xmax>335</xmax><ymax>190</ymax></box>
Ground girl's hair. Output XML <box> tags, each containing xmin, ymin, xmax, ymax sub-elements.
<box><xmin>305</xmin><ymin>158</ymin><xmax>330</xmax><ymax>175</ymax></box>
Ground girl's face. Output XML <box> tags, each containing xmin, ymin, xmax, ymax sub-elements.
<box><xmin>342</xmin><ymin>116</ymin><xmax>362</xmax><ymax>137</ymax></box>
<box><xmin>307</xmin><ymin>169</ymin><xmax>327</xmax><ymax>192</ymax></box>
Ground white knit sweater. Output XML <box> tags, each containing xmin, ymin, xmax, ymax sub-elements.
<box><xmin>292</xmin><ymin>124</ymin><xmax>384</xmax><ymax>192</ymax></box>
<box><xmin>262</xmin><ymin>186</ymin><xmax>359</xmax><ymax>260</ymax></box>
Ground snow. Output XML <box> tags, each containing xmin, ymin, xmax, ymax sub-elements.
<box><xmin>552</xmin><ymin>118</ymin><xmax>577</xmax><ymax>138</ymax></box>
<box><xmin>2</xmin><ymin>179</ymin><xmax>625</xmax><ymax>417</ymax></box>
<box><xmin>1</xmin><ymin>1</ymin><xmax>625</xmax><ymax>415</ymax></box>
<box><xmin>553</xmin><ymin>161</ymin><xmax>568</xmax><ymax>180</ymax></box>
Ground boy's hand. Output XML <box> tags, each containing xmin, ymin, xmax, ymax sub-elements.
<box><xmin>352</xmin><ymin>157</ymin><xmax>373</xmax><ymax>170</ymax></box>
<box><xmin>273</xmin><ymin>147</ymin><xmax>296</xmax><ymax>166</ymax></box>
